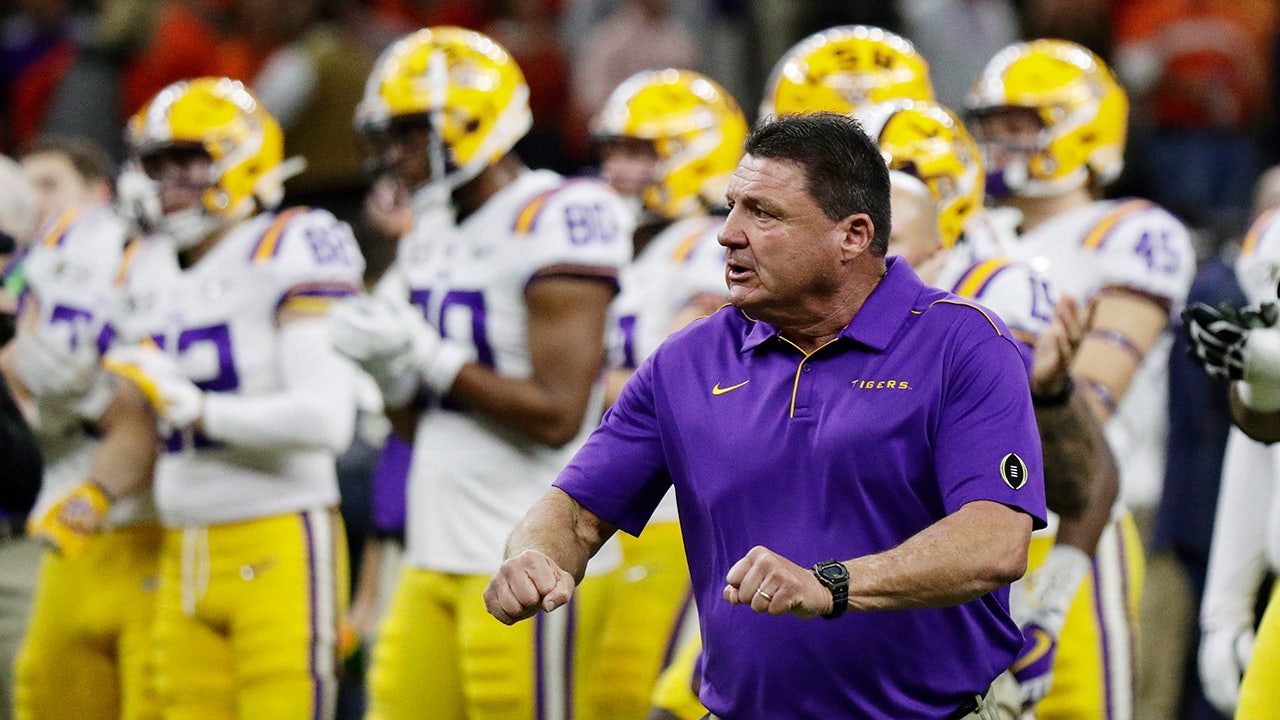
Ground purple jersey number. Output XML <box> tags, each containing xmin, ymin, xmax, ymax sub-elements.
<box><xmin>564</xmin><ymin>202</ymin><xmax>619</xmax><ymax>246</ymax></box>
<box><xmin>409</xmin><ymin>289</ymin><xmax>495</xmax><ymax>367</ymax></box>
<box><xmin>49</xmin><ymin>303</ymin><xmax>115</xmax><ymax>355</ymax></box>
<box><xmin>155</xmin><ymin>323</ymin><xmax>239</xmax><ymax>451</ymax></box>
<box><xmin>1135</xmin><ymin>230</ymin><xmax>1180</xmax><ymax>274</ymax></box>
<box><xmin>1028</xmin><ymin>277</ymin><xmax>1054</xmax><ymax>325</ymax></box>
<box><xmin>305</xmin><ymin>224</ymin><xmax>355</xmax><ymax>266</ymax></box>
<box><xmin>409</xmin><ymin>288</ymin><xmax>494</xmax><ymax>411</ymax></box>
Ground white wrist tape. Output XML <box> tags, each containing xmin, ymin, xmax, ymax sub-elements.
<box><xmin>1238</xmin><ymin>378</ymin><xmax>1280</xmax><ymax>412</ymax></box>
<box><xmin>1244</xmin><ymin>327</ymin><xmax>1280</xmax><ymax>384</ymax></box>
<box><xmin>421</xmin><ymin>340</ymin><xmax>473</xmax><ymax>396</ymax></box>
<box><xmin>1028</xmin><ymin>544</ymin><xmax>1091</xmax><ymax>638</ymax></box>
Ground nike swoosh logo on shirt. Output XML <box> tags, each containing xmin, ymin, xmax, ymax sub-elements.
<box><xmin>711</xmin><ymin>380</ymin><xmax>750</xmax><ymax>395</ymax></box>
<box><xmin>1010</xmin><ymin>628</ymin><xmax>1053</xmax><ymax>672</ymax></box>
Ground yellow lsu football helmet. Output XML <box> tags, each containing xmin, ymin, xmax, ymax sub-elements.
<box><xmin>126</xmin><ymin>77</ymin><xmax>289</xmax><ymax>246</ymax></box>
<box><xmin>592</xmin><ymin>69</ymin><xmax>748</xmax><ymax>220</ymax></box>
<box><xmin>356</xmin><ymin>26</ymin><xmax>532</xmax><ymax>191</ymax></box>
<box><xmin>860</xmin><ymin>99</ymin><xmax>984</xmax><ymax>248</ymax></box>
<box><xmin>966</xmin><ymin>39</ymin><xmax>1128</xmax><ymax>197</ymax></box>
<box><xmin>761</xmin><ymin>25</ymin><xmax>934</xmax><ymax>119</ymax></box>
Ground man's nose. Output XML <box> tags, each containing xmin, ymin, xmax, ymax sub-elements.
<box><xmin>718</xmin><ymin>208</ymin><xmax>745</xmax><ymax>248</ymax></box>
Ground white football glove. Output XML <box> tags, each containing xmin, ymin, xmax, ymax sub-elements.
<box><xmin>1008</xmin><ymin>545</ymin><xmax>1090</xmax><ymax>712</ymax></box>
<box><xmin>1199</xmin><ymin>625</ymin><xmax>1255</xmax><ymax>716</ymax></box>
<box><xmin>103</xmin><ymin>344</ymin><xmax>204</xmax><ymax>429</ymax></box>
<box><xmin>10</xmin><ymin>325</ymin><xmax>117</xmax><ymax>423</ymax></box>
<box><xmin>329</xmin><ymin>294</ymin><xmax>473</xmax><ymax>409</ymax></box>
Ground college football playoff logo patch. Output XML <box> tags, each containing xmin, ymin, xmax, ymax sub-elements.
<box><xmin>1000</xmin><ymin>453</ymin><xmax>1027</xmax><ymax>490</ymax></box>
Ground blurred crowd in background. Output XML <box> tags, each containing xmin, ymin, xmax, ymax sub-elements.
<box><xmin>2</xmin><ymin>0</ymin><xmax>1277</xmax><ymax>244</ymax></box>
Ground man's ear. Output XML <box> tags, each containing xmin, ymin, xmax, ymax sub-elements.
<box><xmin>838</xmin><ymin>212</ymin><xmax>874</xmax><ymax>259</ymax></box>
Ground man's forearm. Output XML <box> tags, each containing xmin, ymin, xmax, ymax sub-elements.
<box><xmin>1034</xmin><ymin>389</ymin><xmax>1109</xmax><ymax>519</ymax></box>
<box><xmin>90</xmin><ymin>379</ymin><xmax>158</xmax><ymax>500</ymax></box>
<box><xmin>505</xmin><ymin>487</ymin><xmax>615</xmax><ymax>584</ymax></box>
<box><xmin>845</xmin><ymin>501</ymin><xmax>1031</xmax><ymax>611</ymax></box>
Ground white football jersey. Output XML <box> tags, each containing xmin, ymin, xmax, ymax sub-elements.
<box><xmin>1237</xmin><ymin>209</ymin><xmax>1280</xmax><ymax>306</ymax></box>
<box><xmin>1007</xmin><ymin>199</ymin><xmax>1196</xmax><ymax>511</ymax></box>
<box><xmin>112</xmin><ymin>207</ymin><xmax>364</xmax><ymax>527</ymax></box>
<box><xmin>22</xmin><ymin>205</ymin><xmax>156</xmax><ymax>528</ymax></box>
<box><xmin>610</xmin><ymin>215</ymin><xmax>725</xmax><ymax>370</ymax></box>
<box><xmin>387</xmin><ymin>169</ymin><xmax>633</xmax><ymax>575</ymax></box>
<box><xmin>939</xmin><ymin>222</ymin><xmax>1057</xmax><ymax>341</ymax></box>
<box><xmin>609</xmin><ymin>215</ymin><xmax>726</xmax><ymax>524</ymax></box>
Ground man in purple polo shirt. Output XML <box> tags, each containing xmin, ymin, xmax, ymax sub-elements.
<box><xmin>484</xmin><ymin>113</ymin><xmax>1047</xmax><ymax>719</ymax></box>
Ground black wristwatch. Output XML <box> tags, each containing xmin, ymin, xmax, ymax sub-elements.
<box><xmin>811</xmin><ymin>560</ymin><xmax>849</xmax><ymax>619</ymax></box>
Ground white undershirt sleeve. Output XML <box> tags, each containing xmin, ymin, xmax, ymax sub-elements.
<box><xmin>1201</xmin><ymin>427</ymin><xmax>1273</xmax><ymax>633</ymax></box>
<box><xmin>201</xmin><ymin>318</ymin><xmax>356</xmax><ymax>453</ymax></box>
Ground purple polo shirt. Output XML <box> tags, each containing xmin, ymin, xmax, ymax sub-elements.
<box><xmin>555</xmin><ymin>257</ymin><xmax>1047</xmax><ymax>719</ymax></box>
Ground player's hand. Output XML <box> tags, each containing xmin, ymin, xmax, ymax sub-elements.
<box><xmin>723</xmin><ymin>546</ymin><xmax>834</xmax><ymax>619</ymax></box>
<box><xmin>103</xmin><ymin>344</ymin><xmax>203</xmax><ymax>429</ymax></box>
<box><xmin>1199</xmin><ymin>625</ymin><xmax>1255</xmax><ymax>716</ymax></box>
<box><xmin>1030</xmin><ymin>295</ymin><xmax>1084</xmax><ymax>399</ymax></box>
<box><xmin>10</xmin><ymin>324</ymin><xmax>100</xmax><ymax>400</ymax></box>
<box><xmin>362</xmin><ymin>174</ymin><xmax>414</xmax><ymax>239</ymax></box>
<box><xmin>1010</xmin><ymin>622</ymin><xmax>1057</xmax><ymax>710</ymax></box>
<box><xmin>330</xmin><ymin>294</ymin><xmax>432</xmax><ymax>409</ymax></box>
<box><xmin>26</xmin><ymin>481</ymin><xmax>112</xmax><ymax>560</ymax></box>
<box><xmin>484</xmin><ymin>549</ymin><xmax>577</xmax><ymax>625</ymax></box>
<box><xmin>331</xmin><ymin>294</ymin><xmax>473</xmax><ymax>407</ymax></box>
<box><xmin>1183</xmin><ymin>301</ymin><xmax>1279</xmax><ymax>380</ymax></box>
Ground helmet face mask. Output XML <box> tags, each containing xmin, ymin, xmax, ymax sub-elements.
<box><xmin>592</xmin><ymin>69</ymin><xmax>747</xmax><ymax>221</ymax></box>
<box><xmin>966</xmin><ymin>39</ymin><xmax>1128</xmax><ymax>198</ymax></box>
<box><xmin>762</xmin><ymin>25</ymin><xmax>934</xmax><ymax>119</ymax></box>
<box><xmin>968</xmin><ymin>106</ymin><xmax>1044</xmax><ymax>199</ymax></box>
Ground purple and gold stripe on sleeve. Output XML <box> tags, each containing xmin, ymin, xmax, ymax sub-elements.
<box><xmin>1241</xmin><ymin>209</ymin><xmax>1276</xmax><ymax>257</ymax></box>
<box><xmin>951</xmin><ymin>257</ymin><xmax>1015</xmax><ymax>301</ymax></box>
<box><xmin>114</xmin><ymin>239</ymin><xmax>146</xmax><ymax>287</ymax></box>
<box><xmin>276</xmin><ymin>281</ymin><xmax>361</xmax><ymax>316</ymax></box>
<box><xmin>40</xmin><ymin>208</ymin><xmax>79</xmax><ymax>248</ymax></box>
<box><xmin>250</xmin><ymin>206</ymin><xmax>309</xmax><ymax>264</ymax></box>
<box><xmin>1081</xmin><ymin>199</ymin><xmax>1153</xmax><ymax>252</ymax></box>
<box><xmin>512</xmin><ymin>179</ymin><xmax>593</xmax><ymax>235</ymax></box>
<box><xmin>670</xmin><ymin>226</ymin><xmax>708</xmax><ymax>264</ymax></box>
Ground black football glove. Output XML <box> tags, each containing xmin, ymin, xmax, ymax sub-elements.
<box><xmin>1182</xmin><ymin>301</ymin><xmax>1279</xmax><ymax>380</ymax></box>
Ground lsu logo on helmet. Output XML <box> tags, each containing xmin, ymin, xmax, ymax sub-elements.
<box><xmin>593</xmin><ymin>69</ymin><xmax>747</xmax><ymax>220</ymax></box>
<box><xmin>761</xmin><ymin>25</ymin><xmax>934</xmax><ymax>119</ymax></box>
<box><xmin>966</xmin><ymin>39</ymin><xmax>1128</xmax><ymax>197</ymax></box>
<box><xmin>860</xmin><ymin>99</ymin><xmax>984</xmax><ymax>248</ymax></box>
<box><xmin>356</xmin><ymin>26</ymin><xmax>532</xmax><ymax>191</ymax></box>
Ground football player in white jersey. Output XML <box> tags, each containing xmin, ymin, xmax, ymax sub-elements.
<box><xmin>865</xmin><ymin>98</ymin><xmax>1121</xmax><ymax>717</ymax></box>
<box><xmin>967</xmin><ymin>40</ymin><xmax>1196</xmax><ymax>720</ymax></box>
<box><xmin>1185</xmin><ymin>210</ymin><xmax>1280</xmax><ymax>719</ymax></box>
<box><xmin>329</xmin><ymin>28</ymin><xmax>633</xmax><ymax>720</ymax></box>
<box><xmin>101</xmin><ymin>77</ymin><xmax>364</xmax><ymax>720</ymax></box>
<box><xmin>589</xmin><ymin>68</ymin><xmax>743</xmax><ymax>719</ymax></box>
<box><xmin>0</xmin><ymin>140</ymin><xmax>164</xmax><ymax>720</ymax></box>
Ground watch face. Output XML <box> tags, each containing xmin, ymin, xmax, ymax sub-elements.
<box><xmin>818</xmin><ymin>562</ymin><xmax>848</xmax><ymax>583</ymax></box>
